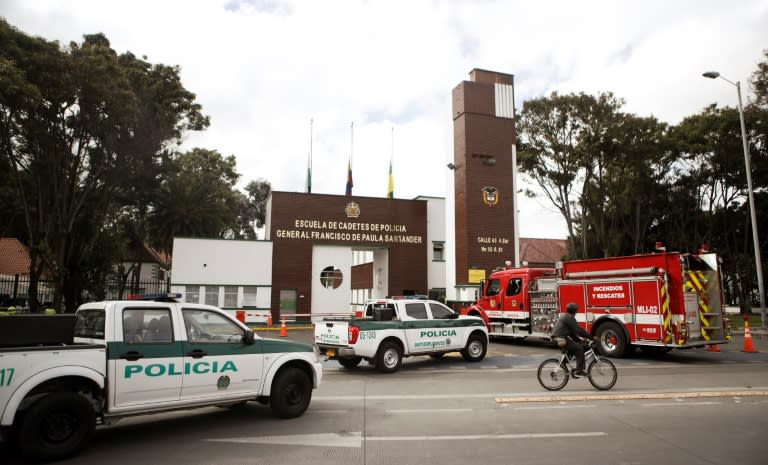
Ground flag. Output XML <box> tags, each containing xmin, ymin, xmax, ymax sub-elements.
<box><xmin>345</xmin><ymin>160</ymin><xmax>353</xmax><ymax>196</ymax></box>
<box><xmin>306</xmin><ymin>165</ymin><xmax>312</xmax><ymax>193</ymax></box>
<box><xmin>387</xmin><ymin>159</ymin><xmax>394</xmax><ymax>198</ymax></box>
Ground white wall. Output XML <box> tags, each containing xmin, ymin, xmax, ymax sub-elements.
<box><xmin>170</xmin><ymin>238</ymin><xmax>273</xmax><ymax>321</ymax></box>
<box><xmin>373</xmin><ymin>249</ymin><xmax>389</xmax><ymax>299</ymax></box>
<box><xmin>172</xmin><ymin>238</ymin><xmax>272</xmax><ymax>285</ymax></box>
<box><xmin>311</xmin><ymin>245</ymin><xmax>352</xmax><ymax>321</ymax></box>
<box><xmin>419</xmin><ymin>196</ymin><xmax>446</xmax><ymax>292</ymax></box>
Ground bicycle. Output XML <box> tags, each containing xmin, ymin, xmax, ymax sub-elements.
<box><xmin>537</xmin><ymin>339</ymin><xmax>617</xmax><ymax>391</ymax></box>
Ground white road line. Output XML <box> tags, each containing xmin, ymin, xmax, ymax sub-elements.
<box><xmin>324</xmin><ymin>362</ymin><xmax>768</xmax><ymax>375</ymax></box>
<box><xmin>316</xmin><ymin>387</ymin><xmax>768</xmax><ymax>402</ymax></box>
<box><xmin>206</xmin><ymin>431</ymin><xmax>607</xmax><ymax>448</ymax></box>
<box><xmin>366</xmin><ymin>432</ymin><xmax>607</xmax><ymax>441</ymax></box>
<box><xmin>385</xmin><ymin>408</ymin><xmax>473</xmax><ymax>414</ymax></box>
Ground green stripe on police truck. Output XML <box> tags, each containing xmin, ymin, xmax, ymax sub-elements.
<box><xmin>352</xmin><ymin>319</ymin><xmax>484</xmax><ymax>331</ymax></box>
<box><xmin>107</xmin><ymin>338</ymin><xmax>312</xmax><ymax>360</ymax></box>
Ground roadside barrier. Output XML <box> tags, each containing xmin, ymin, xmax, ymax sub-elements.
<box><xmin>743</xmin><ymin>317</ymin><xmax>758</xmax><ymax>353</ymax></box>
<box><xmin>250</xmin><ymin>312</ymin><xmax>354</xmax><ymax>331</ymax></box>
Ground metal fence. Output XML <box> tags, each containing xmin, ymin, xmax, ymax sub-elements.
<box><xmin>0</xmin><ymin>274</ymin><xmax>170</xmax><ymax>310</ymax></box>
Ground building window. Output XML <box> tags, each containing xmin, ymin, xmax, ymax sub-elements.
<box><xmin>243</xmin><ymin>287</ymin><xmax>258</xmax><ymax>307</ymax></box>
<box><xmin>223</xmin><ymin>286</ymin><xmax>238</xmax><ymax>308</ymax></box>
<box><xmin>185</xmin><ymin>286</ymin><xmax>200</xmax><ymax>304</ymax></box>
<box><xmin>320</xmin><ymin>265</ymin><xmax>343</xmax><ymax>289</ymax></box>
<box><xmin>205</xmin><ymin>286</ymin><xmax>219</xmax><ymax>306</ymax></box>
<box><xmin>433</xmin><ymin>242</ymin><xmax>444</xmax><ymax>261</ymax></box>
<box><xmin>506</xmin><ymin>278</ymin><xmax>522</xmax><ymax>297</ymax></box>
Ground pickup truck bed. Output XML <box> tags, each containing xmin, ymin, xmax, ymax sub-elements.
<box><xmin>0</xmin><ymin>314</ymin><xmax>76</xmax><ymax>347</ymax></box>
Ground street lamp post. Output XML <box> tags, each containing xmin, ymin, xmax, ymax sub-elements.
<box><xmin>703</xmin><ymin>71</ymin><xmax>767</xmax><ymax>328</ymax></box>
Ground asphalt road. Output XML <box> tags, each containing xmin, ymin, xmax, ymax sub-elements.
<box><xmin>3</xmin><ymin>332</ymin><xmax>767</xmax><ymax>465</ymax></box>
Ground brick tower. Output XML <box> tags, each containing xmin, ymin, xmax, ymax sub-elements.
<box><xmin>451</xmin><ymin>69</ymin><xmax>517</xmax><ymax>290</ymax></box>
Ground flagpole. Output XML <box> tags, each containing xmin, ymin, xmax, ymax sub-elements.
<box><xmin>346</xmin><ymin>121</ymin><xmax>354</xmax><ymax>196</ymax></box>
<box><xmin>308</xmin><ymin>118</ymin><xmax>313</xmax><ymax>193</ymax></box>
<box><xmin>388</xmin><ymin>126</ymin><xmax>394</xmax><ymax>199</ymax></box>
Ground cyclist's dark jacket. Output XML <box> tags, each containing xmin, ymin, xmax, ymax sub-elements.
<box><xmin>551</xmin><ymin>312</ymin><xmax>590</xmax><ymax>341</ymax></box>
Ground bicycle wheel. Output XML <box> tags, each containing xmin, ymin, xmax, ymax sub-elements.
<box><xmin>537</xmin><ymin>358</ymin><xmax>569</xmax><ymax>391</ymax></box>
<box><xmin>587</xmin><ymin>358</ymin><xmax>617</xmax><ymax>390</ymax></box>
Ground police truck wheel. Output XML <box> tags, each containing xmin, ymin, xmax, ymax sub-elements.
<box><xmin>16</xmin><ymin>392</ymin><xmax>96</xmax><ymax>462</ymax></box>
<box><xmin>270</xmin><ymin>367</ymin><xmax>312</xmax><ymax>419</ymax></box>
<box><xmin>596</xmin><ymin>322</ymin><xmax>627</xmax><ymax>358</ymax></box>
<box><xmin>338</xmin><ymin>356</ymin><xmax>362</xmax><ymax>369</ymax></box>
<box><xmin>461</xmin><ymin>334</ymin><xmax>487</xmax><ymax>362</ymax></box>
<box><xmin>375</xmin><ymin>341</ymin><xmax>403</xmax><ymax>373</ymax></box>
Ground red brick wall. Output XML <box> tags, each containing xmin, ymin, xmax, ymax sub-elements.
<box><xmin>351</xmin><ymin>262</ymin><xmax>373</xmax><ymax>289</ymax></box>
<box><xmin>452</xmin><ymin>70</ymin><xmax>517</xmax><ymax>285</ymax></box>
<box><xmin>269</xmin><ymin>192</ymin><xmax>428</xmax><ymax>316</ymax></box>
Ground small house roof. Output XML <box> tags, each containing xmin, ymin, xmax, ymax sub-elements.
<box><xmin>519</xmin><ymin>237</ymin><xmax>567</xmax><ymax>266</ymax></box>
<box><xmin>0</xmin><ymin>238</ymin><xmax>31</xmax><ymax>275</ymax></box>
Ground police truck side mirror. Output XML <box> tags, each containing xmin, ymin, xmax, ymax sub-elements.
<box><xmin>243</xmin><ymin>330</ymin><xmax>255</xmax><ymax>345</ymax></box>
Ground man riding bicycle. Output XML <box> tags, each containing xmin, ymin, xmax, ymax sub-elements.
<box><xmin>550</xmin><ymin>302</ymin><xmax>596</xmax><ymax>377</ymax></box>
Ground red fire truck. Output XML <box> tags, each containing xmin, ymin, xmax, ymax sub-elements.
<box><xmin>461</xmin><ymin>248</ymin><xmax>731</xmax><ymax>357</ymax></box>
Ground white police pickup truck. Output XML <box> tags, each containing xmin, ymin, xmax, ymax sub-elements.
<box><xmin>0</xmin><ymin>296</ymin><xmax>323</xmax><ymax>462</ymax></box>
<box><xmin>314</xmin><ymin>298</ymin><xmax>488</xmax><ymax>373</ymax></box>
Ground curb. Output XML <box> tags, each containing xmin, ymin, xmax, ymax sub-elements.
<box><xmin>496</xmin><ymin>390</ymin><xmax>768</xmax><ymax>403</ymax></box>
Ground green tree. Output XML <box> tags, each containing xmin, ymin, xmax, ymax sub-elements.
<box><xmin>149</xmin><ymin>148</ymin><xmax>240</xmax><ymax>254</ymax></box>
<box><xmin>517</xmin><ymin>92</ymin><xmax>592</xmax><ymax>257</ymax></box>
<box><xmin>666</xmin><ymin>101</ymin><xmax>763</xmax><ymax>310</ymax></box>
<box><xmin>0</xmin><ymin>21</ymin><xmax>208</xmax><ymax>311</ymax></box>
<box><xmin>579</xmin><ymin>113</ymin><xmax>674</xmax><ymax>257</ymax></box>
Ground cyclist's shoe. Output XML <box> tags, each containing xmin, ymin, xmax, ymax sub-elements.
<box><xmin>572</xmin><ymin>370</ymin><xmax>587</xmax><ymax>378</ymax></box>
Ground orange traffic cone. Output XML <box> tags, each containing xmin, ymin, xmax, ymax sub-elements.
<box><xmin>279</xmin><ymin>317</ymin><xmax>287</xmax><ymax>337</ymax></box>
<box><xmin>707</xmin><ymin>343</ymin><xmax>720</xmax><ymax>352</ymax></box>
<box><xmin>742</xmin><ymin>317</ymin><xmax>758</xmax><ymax>353</ymax></box>
<box><xmin>266</xmin><ymin>313</ymin><xmax>273</xmax><ymax>328</ymax></box>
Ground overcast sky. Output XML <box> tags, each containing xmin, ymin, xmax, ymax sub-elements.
<box><xmin>2</xmin><ymin>0</ymin><xmax>767</xmax><ymax>239</ymax></box>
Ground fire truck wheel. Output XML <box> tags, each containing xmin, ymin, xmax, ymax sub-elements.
<box><xmin>338</xmin><ymin>356</ymin><xmax>363</xmax><ymax>368</ymax></box>
<box><xmin>15</xmin><ymin>392</ymin><xmax>96</xmax><ymax>462</ymax></box>
<box><xmin>461</xmin><ymin>333</ymin><xmax>487</xmax><ymax>362</ymax></box>
<box><xmin>375</xmin><ymin>341</ymin><xmax>403</xmax><ymax>373</ymax></box>
<box><xmin>270</xmin><ymin>367</ymin><xmax>313</xmax><ymax>418</ymax></box>
<box><xmin>596</xmin><ymin>322</ymin><xmax>627</xmax><ymax>358</ymax></box>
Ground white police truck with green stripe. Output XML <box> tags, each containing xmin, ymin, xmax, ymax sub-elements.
<box><xmin>315</xmin><ymin>298</ymin><xmax>488</xmax><ymax>373</ymax></box>
<box><xmin>0</xmin><ymin>296</ymin><xmax>323</xmax><ymax>462</ymax></box>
